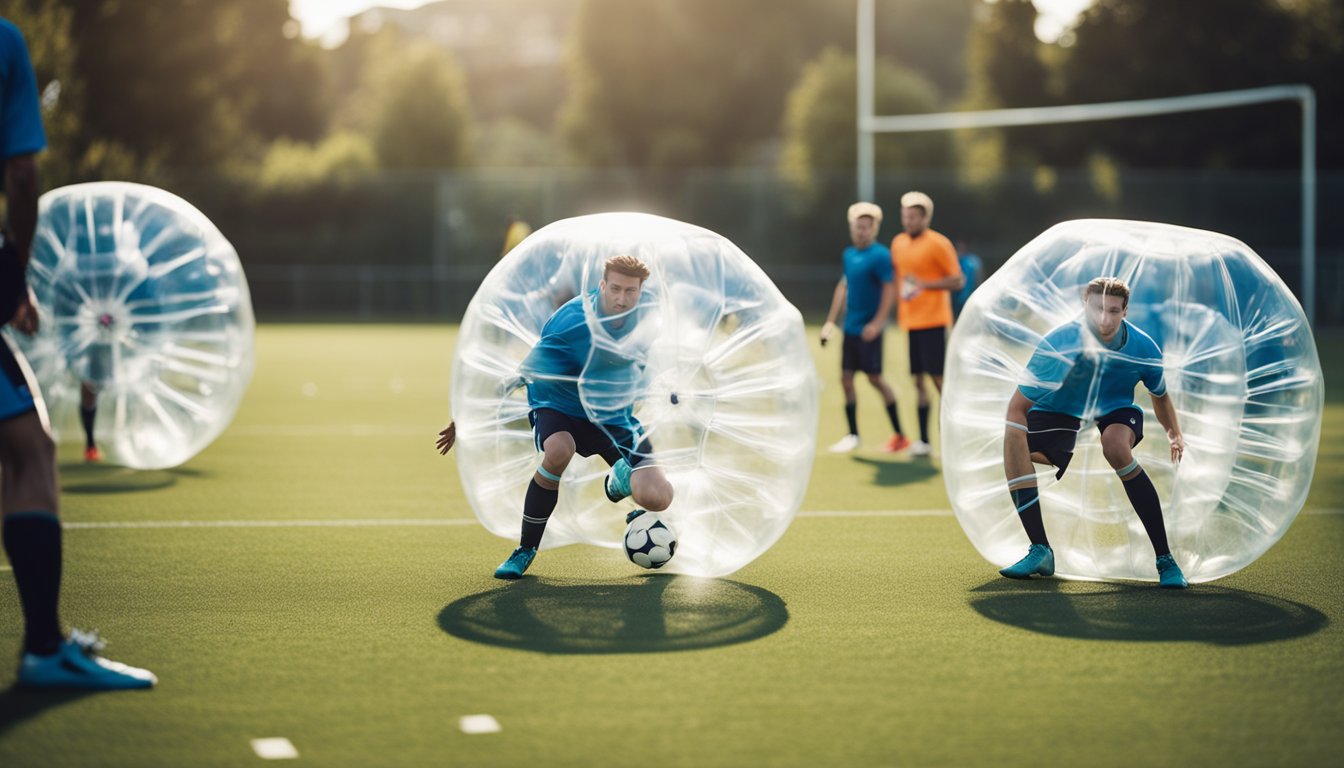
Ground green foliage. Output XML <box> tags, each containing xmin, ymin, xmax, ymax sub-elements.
<box><xmin>256</xmin><ymin>132</ymin><xmax>377</xmax><ymax>192</ymax></box>
<box><xmin>779</xmin><ymin>48</ymin><xmax>952</xmax><ymax>194</ymax></box>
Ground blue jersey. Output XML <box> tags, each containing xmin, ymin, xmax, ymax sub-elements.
<box><xmin>521</xmin><ymin>290</ymin><xmax>649</xmax><ymax>431</ymax></box>
<box><xmin>0</xmin><ymin>20</ymin><xmax>47</xmax><ymax>163</ymax></box>
<box><xmin>842</xmin><ymin>243</ymin><xmax>893</xmax><ymax>335</ymax></box>
<box><xmin>1020</xmin><ymin>318</ymin><xmax>1166</xmax><ymax>419</ymax></box>
<box><xmin>952</xmin><ymin>253</ymin><xmax>981</xmax><ymax>317</ymax></box>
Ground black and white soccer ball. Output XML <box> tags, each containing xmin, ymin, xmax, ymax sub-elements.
<box><xmin>624</xmin><ymin>513</ymin><xmax>677</xmax><ymax>569</ymax></box>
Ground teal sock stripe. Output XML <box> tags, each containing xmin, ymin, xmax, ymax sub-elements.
<box><xmin>1016</xmin><ymin>497</ymin><xmax>1039</xmax><ymax>513</ymax></box>
<box><xmin>1116</xmin><ymin>459</ymin><xmax>1140</xmax><ymax>478</ymax></box>
<box><xmin>1006</xmin><ymin>473</ymin><xmax>1035</xmax><ymax>487</ymax></box>
<box><xmin>1005</xmin><ymin>421</ymin><xmax>1028</xmax><ymax>432</ymax></box>
<box><xmin>537</xmin><ymin>465</ymin><xmax>562</xmax><ymax>483</ymax></box>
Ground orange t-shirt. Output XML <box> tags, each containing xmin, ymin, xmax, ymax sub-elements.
<box><xmin>892</xmin><ymin>228</ymin><xmax>961</xmax><ymax>330</ymax></box>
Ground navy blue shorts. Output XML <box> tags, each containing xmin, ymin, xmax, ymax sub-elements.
<box><xmin>0</xmin><ymin>336</ymin><xmax>38</xmax><ymax>422</ymax></box>
<box><xmin>531</xmin><ymin>408</ymin><xmax>653</xmax><ymax>467</ymax></box>
<box><xmin>908</xmin><ymin>327</ymin><xmax>947</xmax><ymax>376</ymax></box>
<box><xmin>1027</xmin><ymin>406</ymin><xmax>1144</xmax><ymax>480</ymax></box>
<box><xmin>841</xmin><ymin>333</ymin><xmax>883</xmax><ymax>374</ymax></box>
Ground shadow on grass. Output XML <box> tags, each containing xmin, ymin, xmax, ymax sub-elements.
<box><xmin>439</xmin><ymin>575</ymin><xmax>788</xmax><ymax>654</ymax></box>
<box><xmin>60</xmin><ymin>465</ymin><xmax>206</xmax><ymax>494</ymax></box>
<box><xmin>969</xmin><ymin>579</ymin><xmax>1328</xmax><ymax>645</ymax></box>
<box><xmin>0</xmin><ymin>686</ymin><xmax>101</xmax><ymax>738</ymax></box>
<box><xmin>849</xmin><ymin>455</ymin><xmax>940</xmax><ymax>487</ymax></box>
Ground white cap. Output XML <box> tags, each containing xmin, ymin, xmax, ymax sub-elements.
<box><xmin>901</xmin><ymin>191</ymin><xmax>934</xmax><ymax>221</ymax></box>
<box><xmin>847</xmin><ymin>201</ymin><xmax>883</xmax><ymax>224</ymax></box>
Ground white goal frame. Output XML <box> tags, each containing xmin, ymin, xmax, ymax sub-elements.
<box><xmin>856</xmin><ymin>0</ymin><xmax>1318</xmax><ymax>325</ymax></box>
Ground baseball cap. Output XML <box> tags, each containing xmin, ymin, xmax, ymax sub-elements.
<box><xmin>847</xmin><ymin>201</ymin><xmax>883</xmax><ymax>224</ymax></box>
<box><xmin>900</xmin><ymin>191</ymin><xmax>934</xmax><ymax>220</ymax></box>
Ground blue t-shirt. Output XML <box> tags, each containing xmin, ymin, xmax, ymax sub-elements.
<box><xmin>1020</xmin><ymin>318</ymin><xmax>1166</xmax><ymax>419</ymax></box>
<box><xmin>842</xmin><ymin>243</ymin><xmax>893</xmax><ymax>335</ymax></box>
<box><xmin>521</xmin><ymin>290</ymin><xmax>649</xmax><ymax>430</ymax></box>
<box><xmin>0</xmin><ymin>19</ymin><xmax>47</xmax><ymax>163</ymax></box>
<box><xmin>952</xmin><ymin>253</ymin><xmax>981</xmax><ymax>317</ymax></box>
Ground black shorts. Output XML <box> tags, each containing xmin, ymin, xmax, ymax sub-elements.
<box><xmin>531</xmin><ymin>407</ymin><xmax>653</xmax><ymax>467</ymax></box>
<box><xmin>841</xmin><ymin>333</ymin><xmax>883</xmax><ymax>374</ymax></box>
<box><xmin>908</xmin><ymin>327</ymin><xmax>947</xmax><ymax>376</ymax></box>
<box><xmin>1026</xmin><ymin>406</ymin><xmax>1144</xmax><ymax>480</ymax></box>
<box><xmin>0</xmin><ymin>335</ymin><xmax>38</xmax><ymax>422</ymax></box>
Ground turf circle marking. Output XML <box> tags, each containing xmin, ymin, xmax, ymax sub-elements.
<box><xmin>250</xmin><ymin>738</ymin><xmax>298</xmax><ymax>760</ymax></box>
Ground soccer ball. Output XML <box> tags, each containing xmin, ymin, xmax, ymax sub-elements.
<box><xmin>624</xmin><ymin>513</ymin><xmax>677</xmax><ymax>569</ymax></box>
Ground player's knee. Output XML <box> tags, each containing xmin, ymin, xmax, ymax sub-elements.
<box><xmin>632</xmin><ymin>474</ymin><xmax>673</xmax><ymax>512</ymax></box>
<box><xmin>541</xmin><ymin>433</ymin><xmax>576</xmax><ymax>467</ymax></box>
<box><xmin>864</xmin><ymin>372</ymin><xmax>885</xmax><ymax>388</ymax></box>
<box><xmin>1101</xmin><ymin>434</ymin><xmax>1131</xmax><ymax>467</ymax></box>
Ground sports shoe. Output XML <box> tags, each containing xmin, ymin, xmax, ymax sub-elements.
<box><xmin>605</xmin><ymin>458</ymin><xmax>632</xmax><ymax>503</ymax></box>
<box><xmin>625</xmin><ymin>509</ymin><xmax>647</xmax><ymax>525</ymax></box>
<box><xmin>1156</xmin><ymin>553</ymin><xmax>1188</xmax><ymax>589</ymax></box>
<box><xmin>909</xmin><ymin>440</ymin><xmax>932</xmax><ymax>457</ymax></box>
<box><xmin>84</xmin><ymin>446</ymin><xmax>104</xmax><ymax>463</ymax></box>
<box><xmin>999</xmin><ymin>543</ymin><xmax>1055</xmax><ymax>579</ymax></box>
<box><xmin>828</xmin><ymin>434</ymin><xmax>861</xmax><ymax>453</ymax></box>
<box><xmin>493</xmin><ymin>546</ymin><xmax>537</xmax><ymax>580</ymax></box>
<box><xmin>17</xmin><ymin>629</ymin><xmax>156</xmax><ymax>690</ymax></box>
<box><xmin>883</xmin><ymin>434</ymin><xmax>910</xmax><ymax>453</ymax></box>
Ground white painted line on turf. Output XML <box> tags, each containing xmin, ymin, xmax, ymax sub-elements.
<box><xmin>459</xmin><ymin>714</ymin><xmax>502</xmax><ymax>734</ymax></box>
<box><xmin>63</xmin><ymin>518</ymin><xmax>479</xmax><ymax>530</ymax></box>
<box><xmin>251</xmin><ymin>737</ymin><xmax>299</xmax><ymax>760</ymax></box>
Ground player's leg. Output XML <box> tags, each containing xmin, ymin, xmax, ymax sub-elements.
<box><xmin>1099</xmin><ymin>412</ymin><xmax>1186</xmax><ymax>588</ymax></box>
<box><xmin>495</xmin><ymin>410</ymin><xmax>577</xmax><ymax>579</ymax></box>
<box><xmin>80</xmin><ymin>381</ymin><xmax>102</xmax><ymax>462</ymax></box>
<box><xmin>908</xmin><ymin>330</ymin><xmax>937</xmax><ymax>455</ymax></box>
<box><xmin>627</xmin><ymin>439</ymin><xmax>673</xmax><ymax>514</ymax></box>
<box><xmin>999</xmin><ymin>398</ymin><xmax>1073</xmax><ymax>579</ymax></box>
<box><xmin>828</xmin><ymin>343</ymin><xmax>861</xmax><ymax>451</ymax></box>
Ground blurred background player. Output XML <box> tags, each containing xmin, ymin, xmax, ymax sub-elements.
<box><xmin>440</xmin><ymin>255</ymin><xmax>674</xmax><ymax>579</ymax></box>
<box><xmin>0</xmin><ymin>18</ymin><xmax>155</xmax><ymax>689</ymax></box>
<box><xmin>500</xmin><ymin>214</ymin><xmax>531</xmax><ymax>257</ymax></box>
<box><xmin>820</xmin><ymin>202</ymin><xmax>908</xmax><ymax>453</ymax></box>
<box><xmin>951</xmin><ymin>239</ymin><xmax>982</xmax><ymax>321</ymax></box>
<box><xmin>891</xmin><ymin>191</ymin><xmax>963</xmax><ymax>457</ymax></box>
<box><xmin>1000</xmin><ymin>277</ymin><xmax>1187</xmax><ymax>588</ymax></box>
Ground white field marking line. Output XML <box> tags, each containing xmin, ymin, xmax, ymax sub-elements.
<box><xmin>459</xmin><ymin>714</ymin><xmax>502</xmax><ymax>735</ymax></box>
<box><xmin>56</xmin><ymin>508</ymin><xmax>1344</xmax><ymax>531</ymax></box>
<box><xmin>251</xmin><ymin>737</ymin><xmax>299</xmax><ymax>760</ymax></box>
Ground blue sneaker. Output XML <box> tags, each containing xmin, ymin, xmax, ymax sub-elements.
<box><xmin>625</xmin><ymin>509</ymin><xmax>646</xmax><ymax>525</ymax></box>
<box><xmin>1156</xmin><ymin>553</ymin><xmax>1188</xmax><ymax>589</ymax></box>
<box><xmin>494</xmin><ymin>546</ymin><xmax>537</xmax><ymax>580</ymax></box>
<box><xmin>605</xmin><ymin>458</ymin><xmax>632</xmax><ymax>503</ymax></box>
<box><xmin>999</xmin><ymin>544</ymin><xmax>1055</xmax><ymax>579</ymax></box>
<box><xmin>17</xmin><ymin>629</ymin><xmax>156</xmax><ymax>690</ymax></box>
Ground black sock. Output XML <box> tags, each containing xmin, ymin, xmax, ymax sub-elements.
<box><xmin>844</xmin><ymin>402</ymin><xmax>858</xmax><ymax>436</ymax></box>
<box><xmin>520</xmin><ymin>479</ymin><xmax>559</xmax><ymax>549</ymax></box>
<box><xmin>1011</xmin><ymin>486</ymin><xmax>1049</xmax><ymax>547</ymax></box>
<box><xmin>884</xmin><ymin>402</ymin><xmax>903</xmax><ymax>435</ymax></box>
<box><xmin>1122</xmin><ymin>469</ymin><xmax>1170</xmax><ymax>556</ymax></box>
<box><xmin>917</xmin><ymin>405</ymin><xmax>931</xmax><ymax>443</ymax></box>
<box><xmin>3</xmin><ymin>511</ymin><xmax>64</xmax><ymax>655</ymax></box>
<box><xmin>80</xmin><ymin>405</ymin><xmax>97</xmax><ymax>448</ymax></box>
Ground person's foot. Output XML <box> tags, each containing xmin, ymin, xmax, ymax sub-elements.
<box><xmin>999</xmin><ymin>543</ymin><xmax>1055</xmax><ymax>579</ymax></box>
<box><xmin>828</xmin><ymin>434</ymin><xmax>860</xmax><ymax>453</ymax></box>
<box><xmin>493</xmin><ymin>546</ymin><xmax>537</xmax><ymax>580</ymax></box>
<box><xmin>1156</xmin><ymin>553</ymin><xmax>1188</xmax><ymax>589</ymax></box>
<box><xmin>605</xmin><ymin>458</ymin><xmax>632</xmax><ymax>503</ymax></box>
<box><xmin>883</xmin><ymin>434</ymin><xmax>910</xmax><ymax>453</ymax></box>
<box><xmin>84</xmin><ymin>445</ymin><xmax>104</xmax><ymax>463</ymax></box>
<box><xmin>17</xmin><ymin>629</ymin><xmax>156</xmax><ymax>690</ymax></box>
<box><xmin>909</xmin><ymin>440</ymin><xmax>932</xmax><ymax>457</ymax></box>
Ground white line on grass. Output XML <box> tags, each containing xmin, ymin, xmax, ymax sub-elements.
<box><xmin>459</xmin><ymin>714</ymin><xmax>502</xmax><ymax>734</ymax></box>
<box><xmin>250</xmin><ymin>738</ymin><xmax>299</xmax><ymax>760</ymax></box>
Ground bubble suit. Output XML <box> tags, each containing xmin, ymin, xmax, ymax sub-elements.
<box><xmin>944</xmin><ymin>220</ymin><xmax>1323</xmax><ymax>583</ymax></box>
<box><xmin>452</xmin><ymin>212</ymin><xmax>818</xmax><ymax>577</ymax></box>
<box><xmin>12</xmin><ymin>182</ymin><xmax>255</xmax><ymax>469</ymax></box>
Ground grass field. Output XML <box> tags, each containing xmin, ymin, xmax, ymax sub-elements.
<box><xmin>2</xmin><ymin>324</ymin><xmax>1342</xmax><ymax>767</ymax></box>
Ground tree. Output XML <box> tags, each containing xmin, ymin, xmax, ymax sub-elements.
<box><xmin>356</xmin><ymin>38</ymin><xmax>474</xmax><ymax>170</ymax></box>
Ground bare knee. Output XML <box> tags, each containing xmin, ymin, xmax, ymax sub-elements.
<box><xmin>540</xmin><ymin>432</ymin><xmax>576</xmax><ymax>477</ymax></box>
<box><xmin>631</xmin><ymin>467</ymin><xmax>674</xmax><ymax>512</ymax></box>
<box><xmin>0</xmin><ymin>417</ymin><xmax>59</xmax><ymax>513</ymax></box>
<box><xmin>1100</xmin><ymin>429</ymin><xmax>1133</xmax><ymax>469</ymax></box>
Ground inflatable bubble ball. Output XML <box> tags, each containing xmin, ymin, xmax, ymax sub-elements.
<box><xmin>943</xmin><ymin>219</ymin><xmax>1322</xmax><ymax>584</ymax></box>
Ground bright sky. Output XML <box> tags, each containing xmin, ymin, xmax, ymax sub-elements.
<box><xmin>289</xmin><ymin>0</ymin><xmax>1094</xmax><ymax>49</ymax></box>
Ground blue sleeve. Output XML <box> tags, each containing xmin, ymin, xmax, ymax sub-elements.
<box><xmin>1141</xmin><ymin>340</ymin><xmax>1167</xmax><ymax>396</ymax></box>
<box><xmin>874</xmin><ymin>246</ymin><xmax>893</xmax><ymax>284</ymax></box>
<box><xmin>0</xmin><ymin>21</ymin><xmax>48</xmax><ymax>160</ymax></box>
<box><xmin>1019</xmin><ymin>329</ymin><xmax>1071</xmax><ymax>403</ymax></box>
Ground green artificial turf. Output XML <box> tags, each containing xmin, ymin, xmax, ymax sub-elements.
<box><xmin>1</xmin><ymin>324</ymin><xmax>1340</xmax><ymax>767</ymax></box>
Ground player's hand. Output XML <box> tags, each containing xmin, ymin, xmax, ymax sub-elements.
<box><xmin>436</xmin><ymin>421</ymin><xmax>457</xmax><ymax>455</ymax></box>
<box><xmin>820</xmin><ymin>321</ymin><xmax>837</xmax><ymax>347</ymax></box>
<box><xmin>495</xmin><ymin>374</ymin><xmax>524</xmax><ymax>398</ymax></box>
<box><xmin>861</xmin><ymin>321</ymin><xmax>881</xmax><ymax>342</ymax></box>
<box><xmin>1168</xmin><ymin>431</ymin><xmax>1185</xmax><ymax>464</ymax></box>
<box><xmin>10</xmin><ymin>287</ymin><xmax>38</xmax><ymax>335</ymax></box>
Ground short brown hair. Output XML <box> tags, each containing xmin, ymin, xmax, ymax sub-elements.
<box><xmin>1085</xmin><ymin>277</ymin><xmax>1130</xmax><ymax>308</ymax></box>
<box><xmin>604</xmin><ymin>254</ymin><xmax>650</xmax><ymax>282</ymax></box>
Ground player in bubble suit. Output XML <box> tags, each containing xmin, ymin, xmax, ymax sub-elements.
<box><xmin>438</xmin><ymin>254</ymin><xmax>674</xmax><ymax>579</ymax></box>
<box><xmin>1000</xmin><ymin>277</ymin><xmax>1189</xmax><ymax>588</ymax></box>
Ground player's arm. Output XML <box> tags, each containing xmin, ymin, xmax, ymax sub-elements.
<box><xmin>435</xmin><ymin>421</ymin><xmax>456</xmax><ymax>455</ymax></box>
<box><xmin>862</xmin><ymin>281</ymin><xmax>896</xmax><ymax>341</ymax></box>
<box><xmin>4</xmin><ymin>152</ymin><xmax>40</xmax><ymax>333</ymax></box>
<box><xmin>913</xmin><ymin>239</ymin><xmax>965</xmax><ymax>293</ymax></box>
<box><xmin>820</xmin><ymin>277</ymin><xmax>846</xmax><ymax>346</ymax></box>
<box><xmin>1150</xmin><ymin>391</ymin><xmax>1184</xmax><ymax>464</ymax></box>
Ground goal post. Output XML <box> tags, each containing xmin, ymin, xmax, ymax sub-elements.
<box><xmin>856</xmin><ymin>0</ymin><xmax>1318</xmax><ymax>325</ymax></box>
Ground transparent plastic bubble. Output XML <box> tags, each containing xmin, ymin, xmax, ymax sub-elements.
<box><xmin>452</xmin><ymin>212</ymin><xmax>818</xmax><ymax>577</ymax></box>
<box><xmin>944</xmin><ymin>219</ymin><xmax>1323</xmax><ymax>583</ymax></box>
<box><xmin>13</xmin><ymin>182</ymin><xmax>255</xmax><ymax>469</ymax></box>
